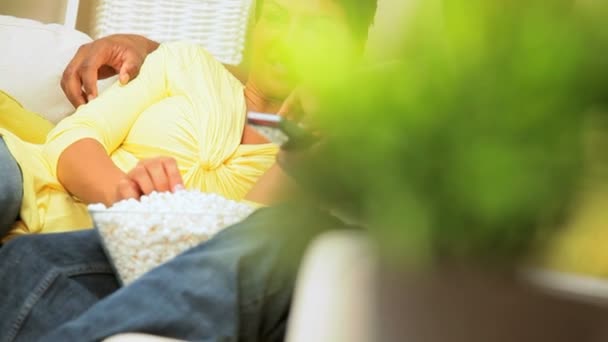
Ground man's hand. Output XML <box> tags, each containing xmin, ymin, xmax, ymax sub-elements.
<box><xmin>245</xmin><ymin>89</ymin><xmax>322</xmax><ymax>204</ymax></box>
<box><xmin>277</xmin><ymin>89</ymin><xmax>322</xmax><ymax>151</ymax></box>
<box><xmin>278</xmin><ymin>89</ymin><xmax>307</xmax><ymax>122</ymax></box>
<box><xmin>115</xmin><ymin>157</ymin><xmax>184</xmax><ymax>203</ymax></box>
<box><xmin>61</xmin><ymin>34</ymin><xmax>160</xmax><ymax>108</ymax></box>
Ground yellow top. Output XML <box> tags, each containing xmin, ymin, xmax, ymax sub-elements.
<box><xmin>0</xmin><ymin>90</ymin><xmax>54</xmax><ymax>144</ymax></box>
<box><xmin>1</xmin><ymin>42</ymin><xmax>278</xmax><ymax>239</ymax></box>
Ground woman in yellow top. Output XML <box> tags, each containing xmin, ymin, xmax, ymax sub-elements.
<box><xmin>0</xmin><ymin>41</ymin><xmax>283</xmax><ymax>240</ymax></box>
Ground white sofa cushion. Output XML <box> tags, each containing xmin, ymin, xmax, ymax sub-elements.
<box><xmin>0</xmin><ymin>15</ymin><xmax>93</xmax><ymax>123</ymax></box>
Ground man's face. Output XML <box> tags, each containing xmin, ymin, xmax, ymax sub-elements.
<box><xmin>249</xmin><ymin>0</ymin><xmax>358</xmax><ymax>101</ymax></box>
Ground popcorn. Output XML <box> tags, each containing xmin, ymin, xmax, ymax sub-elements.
<box><xmin>90</xmin><ymin>190</ymin><xmax>255</xmax><ymax>285</ymax></box>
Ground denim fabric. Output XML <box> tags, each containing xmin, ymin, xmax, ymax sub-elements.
<box><xmin>0</xmin><ymin>230</ymin><xmax>118</xmax><ymax>342</ymax></box>
<box><xmin>0</xmin><ymin>204</ymin><xmax>346</xmax><ymax>342</ymax></box>
<box><xmin>0</xmin><ymin>137</ymin><xmax>23</xmax><ymax>238</ymax></box>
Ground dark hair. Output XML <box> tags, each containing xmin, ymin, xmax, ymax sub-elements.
<box><xmin>255</xmin><ymin>0</ymin><xmax>378</xmax><ymax>43</ymax></box>
<box><xmin>339</xmin><ymin>0</ymin><xmax>378</xmax><ymax>43</ymax></box>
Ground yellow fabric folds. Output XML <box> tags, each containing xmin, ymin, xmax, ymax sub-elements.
<box><xmin>1</xmin><ymin>42</ymin><xmax>278</xmax><ymax>239</ymax></box>
<box><xmin>0</xmin><ymin>90</ymin><xmax>54</xmax><ymax>144</ymax></box>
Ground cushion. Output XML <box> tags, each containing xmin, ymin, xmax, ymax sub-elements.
<box><xmin>0</xmin><ymin>15</ymin><xmax>95</xmax><ymax>123</ymax></box>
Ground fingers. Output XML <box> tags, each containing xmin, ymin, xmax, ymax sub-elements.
<box><xmin>60</xmin><ymin>70</ymin><xmax>87</xmax><ymax>108</ymax></box>
<box><xmin>144</xmin><ymin>162</ymin><xmax>170</xmax><ymax>193</ymax></box>
<box><xmin>119</xmin><ymin>69</ymin><xmax>130</xmax><ymax>85</ymax></box>
<box><xmin>161</xmin><ymin>157</ymin><xmax>184</xmax><ymax>192</ymax></box>
<box><xmin>280</xmin><ymin>88</ymin><xmax>322</xmax><ymax>136</ymax></box>
<box><xmin>116</xmin><ymin>177</ymin><xmax>142</xmax><ymax>201</ymax></box>
<box><xmin>119</xmin><ymin>61</ymin><xmax>140</xmax><ymax>85</ymax></box>
<box><xmin>278</xmin><ymin>90</ymin><xmax>304</xmax><ymax>121</ymax></box>
<box><xmin>61</xmin><ymin>42</ymin><xmax>108</xmax><ymax>106</ymax></box>
<box><xmin>121</xmin><ymin>158</ymin><xmax>184</xmax><ymax>202</ymax></box>
<box><xmin>80</xmin><ymin>59</ymin><xmax>102</xmax><ymax>102</ymax></box>
<box><xmin>60</xmin><ymin>35</ymin><xmax>148</xmax><ymax>107</ymax></box>
<box><xmin>61</xmin><ymin>45</ymin><xmax>89</xmax><ymax>108</ymax></box>
<box><xmin>128</xmin><ymin>164</ymin><xmax>156</xmax><ymax>195</ymax></box>
<box><xmin>141</xmin><ymin>157</ymin><xmax>183</xmax><ymax>192</ymax></box>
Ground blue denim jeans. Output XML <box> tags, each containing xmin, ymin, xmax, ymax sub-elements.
<box><xmin>0</xmin><ymin>137</ymin><xmax>23</xmax><ymax>238</ymax></box>
<box><xmin>0</xmin><ymin>204</ymin><xmax>345</xmax><ymax>342</ymax></box>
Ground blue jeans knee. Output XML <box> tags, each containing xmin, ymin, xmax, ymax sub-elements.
<box><xmin>0</xmin><ymin>136</ymin><xmax>23</xmax><ymax>237</ymax></box>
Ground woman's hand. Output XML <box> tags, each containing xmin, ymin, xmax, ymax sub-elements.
<box><xmin>61</xmin><ymin>34</ymin><xmax>160</xmax><ymax>108</ymax></box>
<box><xmin>114</xmin><ymin>157</ymin><xmax>184</xmax><ymax>203</ymax></box>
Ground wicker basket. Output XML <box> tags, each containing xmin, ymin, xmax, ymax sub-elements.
<box><xmin>94</xmin><ymin>0</ymin><xmax>254</xmax><ymax>65</ymax></box>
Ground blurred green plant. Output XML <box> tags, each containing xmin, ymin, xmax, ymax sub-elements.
<box><xmin>297</xmin><ymin>0</ymin><xmax>608</xmax><ymax>265</ymax></box>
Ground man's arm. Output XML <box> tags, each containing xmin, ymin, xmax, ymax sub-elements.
<box><xmin>61</xmin><ymin>34</ymin><xmax>248</xmax><ymax>108</ymax></box>
<box><xmin>245</xmin><ymin>90</ymin><xmax>319</xmax><ymax>205</ymax></box>
<box><xmin>245</xmin><ymin>159</ymin><xmax>299</xmax><ymax>205</ymax></box>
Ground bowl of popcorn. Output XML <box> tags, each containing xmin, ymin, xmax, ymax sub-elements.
<box><xmin>89</xmin><ymin>190</ymin><xmax>255</xmax><ymax>285</ymax></box>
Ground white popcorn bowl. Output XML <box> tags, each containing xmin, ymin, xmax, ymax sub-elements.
<box><xmin>90</xmin><ymin>210</ymin><xmax>243</xmax><ymax>285</ymax></box>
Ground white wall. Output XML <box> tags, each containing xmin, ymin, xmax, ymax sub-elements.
<box><xmin>75</xmin><ymin>0</ymin><xmax>98</xmax><ymax>37</ymax></box>
<box><xmin>0</xmin><ymin>0</ymin><xmax>68</xmax><ymax>24</ymax></box>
